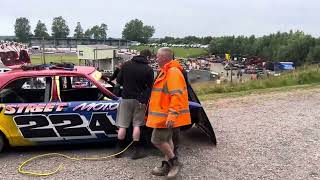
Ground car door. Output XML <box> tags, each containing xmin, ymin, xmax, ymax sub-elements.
<box><xmin>52</xmin><ymin>75</ymin><xmax>119</xmax><ymax>143</ymax></box>
<box><xmin>188</xmin><ymin>85</ymin><xmax>217</xmax><ymax>145</ymax></box>
<box><xmin>0</xmin><ymin>76</ymin><xmax>56</xmax><ymax>146</ymax></box>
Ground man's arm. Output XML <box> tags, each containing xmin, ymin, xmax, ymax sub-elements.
<box><xmin>166</xmin><ymin>68</ymin><xmax>187</xmax><ymax>125</ymax></box>
<box><xmin>146</xmin><ymin>68</ymin><xmax>154</xmax><ymax>88</ymax></box>
<box><xmin>109</xmin><ymin>67</ymin><xmax>120</xmax><ymax>81</ymax></box>
<box><xmin>137</xmin><ymin>67</ymin><xmax>154</xmax><ymax>104</ymax></box>
<box><xmin>116</xmin><ymin>67</ymin><xmax>123</xmax><ymax>86</ymax></box>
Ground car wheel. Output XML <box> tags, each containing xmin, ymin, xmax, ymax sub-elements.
<box><xmin>0</xmin><ymin>134</ymin><xmax>4</xmax><ymax>152</ymax></box>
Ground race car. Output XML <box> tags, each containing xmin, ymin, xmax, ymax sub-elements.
<box><xmin>0</xmin><ymin>45</ymin><xmax>216</xmax><ymax>152</ymax></box>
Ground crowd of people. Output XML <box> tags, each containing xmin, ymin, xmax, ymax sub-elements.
<box><xmin>112</xmin><ymin>47</ymin><xmax>191</xmax><ymax>179</ymax></box>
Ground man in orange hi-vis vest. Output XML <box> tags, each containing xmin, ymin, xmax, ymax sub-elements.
<box><xmin>147</xmin><ymin>47</ymin><xmax>191</xmax><ymax>179</ymax></box>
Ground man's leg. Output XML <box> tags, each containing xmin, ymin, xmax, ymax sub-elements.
<box><xmin>118</xmin><ymin>127</ymin><xmax>127</xmax><ymax>140</ymax></box>
<box><xmin>151</xmin><ymin>128</ymin><xmax>182</xmax><ymax>179</ymax></box>
<box><xmin>167</xmin><ymin>137</ymin><xmax>182</xmax><ymax>180</ymax></box>
<box><xmin>151</xmin><ymin>128</ymin><xmax>175</xmax><ymax>176</ymax></box>
<box><xmin>154</xmin><ymin>142</ymin><xmax>175</xmax><ymax>161</ymax></box>
<box><xmin>114</xmin><ymin>128</ymin><xmax>127</xmax><ymax>158</ymax></box>
<box><xmin>131</xmin><ymin>101</ymin><xmax>147</xmax><ymax>159</ymax></box>
<box><xmin>172</xmin><ymin>128</ymin><xmax>180</xmax><ymax>156</ymax></box>
<box><xmin>132</xmin><ymin>126</ymin><xmax>140</xmax><ymax>141</ymax></box>
<box><xmin>115</xmin><ymin>99</ymin><xmax>132</xmax><ymax>158</ymax></box>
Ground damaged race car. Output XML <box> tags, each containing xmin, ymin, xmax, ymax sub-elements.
<box><xmin>0</xmin><ymin>44</ymin><xmax>216</xmax><ymax>152</ymax></box>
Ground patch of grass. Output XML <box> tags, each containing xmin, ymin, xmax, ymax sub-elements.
<box><xmin>194</xmin><ymin>66</ymin><xmax>320</xmax><ymax>99</ymax></box>
<box><xmin>198</xmin><ymin>83</ymin><xmax>320</xmax><ymax>101</ymax></box>
<box><xmin>130</xmin><ymin>45</ymin><xmax>208</xmax><ymax>58</ymax></box>
<box><xmin>31</xmin><ymin>55</ymin><xmax>79</xmax><ymax>65</ymax></box>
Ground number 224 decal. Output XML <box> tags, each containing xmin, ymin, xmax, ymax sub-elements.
<box><xmin>13</xmin><ymin>113</ymin><xmax>118</xmax><ymax>140</ymax></box>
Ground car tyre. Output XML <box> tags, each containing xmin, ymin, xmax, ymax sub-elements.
<box><xmin>0</xmin><ymin>134</ymin><xmax>4</xmax><ymax>152</ymax></box>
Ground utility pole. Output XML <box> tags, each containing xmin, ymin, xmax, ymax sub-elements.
<box><xmin>230</xmin><ymin>63</ymin><xmax>233</xmax><ymax>83</ymax></box>
<box><xmin>42</xmin><ymin>36</ymin><xmax>46</xmax><ymax>64</ymax></box>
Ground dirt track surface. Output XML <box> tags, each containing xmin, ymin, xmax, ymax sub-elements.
<box><xmin>1</xmin><ymin>88</ymin><xmax>320</xmax><ymax>180</ymax></box>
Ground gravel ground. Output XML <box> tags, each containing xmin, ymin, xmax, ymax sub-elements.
<box><xmin>1</xmin><ymin>88</ymin><xmax>320</xmax><ymax>180</ymax></box>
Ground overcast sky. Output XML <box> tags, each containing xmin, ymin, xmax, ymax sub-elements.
<box><xmin>0</xmin><ymin>0</ymin><xmax>319</xmax><ymax>38</ymax></box>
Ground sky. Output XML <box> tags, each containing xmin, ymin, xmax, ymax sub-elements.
<box><xmin>0</xmin><ymin>0</ymin><xmax>319</xmax><ymax>38</ymax></box>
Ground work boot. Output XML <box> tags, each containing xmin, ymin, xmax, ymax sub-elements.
<box><xmin>131</xmin><ymin>141</ymin><xmax>147</xmax><ymax>160</ymax></box>
<box><xmin>114</xmin><ymin>139</ymin><xmax>126</xmax><ymax>158</ymax></box>
<box><xmin>151</xmin><ymin>161</ymin><xmax>170</xmax><ymax>176</ymax></box>
<box><xmin>167</xmin><ymin>157</ymin><xmax>182</xmax><ymax>180</ymax></box>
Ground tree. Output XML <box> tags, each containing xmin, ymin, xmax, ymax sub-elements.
<box><xmin>159</xmin><ymin>36</ymin><xmax>175</xmax><ymax>44</ymax></box>
<box><xmin>14</xmin><ymin>17</ymin><xmax>32</xmax><ymax>42</ymax></box>
<box><xmin>142</xmin><ymin>25</ymin><xmax>155</xmax><ymax>42</ymax></box>
<box><xmin>51</xmin><ymin>16</ymin><xmax>70</xmax><ymax>38</ymax></box>
<box><xmin>100</xmin><ymin>23</ymin><xmax>108</xmax><ymax>39</ymax></box>
<box><xmin>74</xmin><ymin>22</ymin><xmax>84</xmax><ymax>39</ymax></box>
<box><xmin>34</xmin><ymin>20</ymin><xmax>49</xmax><ymax>38</ymax></box>
<box><xmin>306</xmin><ymin>46</ymin><xmax>320</xmax><ymax>63</ymax></box>
<box><xmin>83</xmin><ymin>23</ymin><xmax>108</xmax><ymax>39</ymax></box>
<box><xmin>202</xmin><ymin>36</ymin><xmax>213</xmax><ymax>45</ymax></box>
<box><xmin>183</xmin><ymin>36</ymin><xmax>201</xmax><ymax>44</ymax></box>
<box><xmin>84</xmin><ymin>29</ymin><xmax>93</xmax><ymax>38</ymax></box>
<box><xmin>90</xmin><ymin>25</ymin><xmax>101</xmax><ymax>39</ymax></box>
<box><xmin>122</xmin><ymin>19</ymin><xmax>155</xmax><ymax>43</ymax></box>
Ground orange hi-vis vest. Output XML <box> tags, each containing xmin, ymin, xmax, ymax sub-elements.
<box><xmin>146</xmin><ymin>60</ymin><xmax>191</xmax><ymax>128</ymax></box>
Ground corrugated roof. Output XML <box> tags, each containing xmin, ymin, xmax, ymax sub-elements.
<box><xmin>77</xmin><ymin>45</ymin><xmax>118</xmax><ymax>49</ymax></box>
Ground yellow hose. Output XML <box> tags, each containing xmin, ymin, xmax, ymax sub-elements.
<box><xmin>18</xmin><ymin>141</ymin><xmax>134</xmax><ymax>176</ymax></box>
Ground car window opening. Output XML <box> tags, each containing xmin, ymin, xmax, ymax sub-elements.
<box><xmin>0</xmin><ymin>77</ymin><xmax>52</xmax><ymax>103</ymax></box>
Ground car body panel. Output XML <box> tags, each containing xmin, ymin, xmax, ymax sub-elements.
<box><xmin>0</xmin><ymin>100</ymin><xmax>120</xmax><ymax>146</ymax></box>
<box><xmin>0</xmin><ymin>64</ymin><xmax>217</xmax><ymax>148</ymax></box>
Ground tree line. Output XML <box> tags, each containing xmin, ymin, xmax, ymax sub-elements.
<box><xmin>156</xmin><ymin>36</ymin><xmax>213</xmax><ymax>45</ymax></box>
<box><xmin>208</xmin><ymin>31</ymin><xmax>320</xmax><ymax>66</ymax></box>
<box><xmin>14</xmin><ymin>17</ymin><xmax>155</xmax><ymax>43</ymax></box>
<box><xmin>156</xmin><ymin>31</ymin><xmax>320</xmax><ymax>66</ymax></box>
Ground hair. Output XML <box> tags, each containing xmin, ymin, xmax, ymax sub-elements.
<box><xmin>140</xmin><ymin>49</ymin><xmax>152</xmax><ymax>58</ymax></box>
<box><xmin>158</xmin><ymin>47</ymin><xmax>174</xmax><ymax>60</ymax></box>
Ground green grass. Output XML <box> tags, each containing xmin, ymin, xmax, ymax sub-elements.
<box><xmin>197</xmin><ymin>83</ymin><xmax>320</xmax><ymax>101</ymax></box>
<box><xmin>194</xmin><ymin>66</ymin><xmax>320</xmax><ymax>100</ymax></box>
<box><xmin>31</xmin><ymin>55</ymin><xmax>79</xmax><ymax>65</ymax></box>
<box><xmin>130</xmin><ymin>45</ymin><xmax>208</xmax><ymax>58</ymax></box>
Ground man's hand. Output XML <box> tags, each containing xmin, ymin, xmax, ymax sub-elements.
<box><xmin>166</xmin><ymin>120</ymin><xmax>174</xmax><ymax>128</ymax></box>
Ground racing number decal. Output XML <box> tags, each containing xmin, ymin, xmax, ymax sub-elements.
<box><xmin>49</xmin><ymin>114</ymin><xmax>92</xmax><ymax>137</ymax></box>
<box><xmin>89</xmin><ymin>113</ymin><xmax>117</xmax><ymax>134</ymax></box>
<box><xmin>13</xmin><ymin>113</ymin><xmax>117</xmax><ymax>139</ymax></box>
<box><xmin>14</xmin><ymin>115</ymin><xmax>58</xmax><ymax>138</ymax></box>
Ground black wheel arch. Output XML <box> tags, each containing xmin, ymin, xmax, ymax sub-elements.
<box><xmin>0</xmin><ymin>130</ymin><xmax>9</xmax><ymax>149</ymax></box>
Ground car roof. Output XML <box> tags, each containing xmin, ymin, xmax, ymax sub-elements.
<box><xmin>0</xmin><ymin>66</ymin><xmax>96</xmax><ymax>87</ymax></box>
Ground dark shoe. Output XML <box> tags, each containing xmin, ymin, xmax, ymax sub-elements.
<box><xmin>131</xmin><ymin>141</ymin><xmax>147</xmax><ymax>160</ymax></box>
<box><xmin>114</xmin><ymin>139</ymin><xmax>126</xmax><ymax>158</ymax></box>
<box><xmin>151</xmin><ymin>161</ymin><xmax>170</xmax><ymax>176</ymax></box>
<box><xmin>167</xmin><ymin>157</ymin><xmax>182</xmax><ymax>180</ymax></box>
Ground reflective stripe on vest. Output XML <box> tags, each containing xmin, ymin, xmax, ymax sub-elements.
<box><xmin>149</xmin><ymin>111</ymin><xmax>167</xmax><ymax>117</ymax></box>
<box><xmin>152</xmin><ymin>84</ymin><xmax>187</xmax><ymax>95</ymax></box>
<box><xmin>169</xmin><ymin>108</ymin><xmax>190</xmax><ymax>114</ymax></box>
<box><xmin>149</xmin><ymin>109</ymin><xmax>190</xmax><ymax>118</ymax></box>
